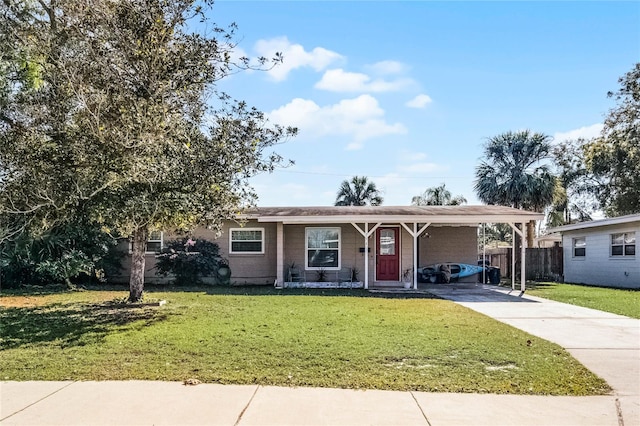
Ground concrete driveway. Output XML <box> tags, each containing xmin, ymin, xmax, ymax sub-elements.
<box><xmin>423</xmin><ymin>282</ymin><xmax>640</xmax><ymax>426</ymax></box>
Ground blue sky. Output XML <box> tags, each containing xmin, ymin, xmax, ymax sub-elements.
<box><xmin>210</xmin><ymin>1</ymin><xmax>639</xmax><ymax>207</ymax></box>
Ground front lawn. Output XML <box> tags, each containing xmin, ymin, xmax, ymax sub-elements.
<box><xmin>526</xmin><ymin>282</ymin><xmax>640</xmax><ymax>319</ymax></box>
<box><xmin>0</xmin><ymin>286</ymin><xmax>610</xmax><ymax>395</ymax></box>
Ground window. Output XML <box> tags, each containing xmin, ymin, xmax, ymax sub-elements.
<box><xmin>573</xmin><ymin>237</ymin><xmax>586</xmax><ymax>257</ymax></box>
<box><xmin>230</xmin><ymin>228</ymin><xmax>264</xmax><ymax>254</ymax></box>
<box><xmin>146</xmin><ymin>231</ymin><xmax>163</xmax><ymax>253</ymax></box>
<box><xmin>306</xmin><ymin>227</ymin><xmax>340</xmax><ymax>269</ymax></box>
<box><xmin>611</xmin><ymin>232</ymin><xmax>635</xmax><ymax>257</ymax></box>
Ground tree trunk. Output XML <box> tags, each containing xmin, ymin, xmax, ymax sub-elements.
<box><xmin>129</xmin><ymin>227</ymin><xmax>148</xmax><ymax>302</ymax></box>
<box><xmin>526</xmin><ymin>220</ymin><xmax>535</xmax><ymax>248</ymax></box>
<box><xmin>64</xmin><ymin>277</ymin><xmax>76</xmax><ymax>290</ymax></box>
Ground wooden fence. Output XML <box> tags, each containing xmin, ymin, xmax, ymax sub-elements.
<box><xmin>483</xmin><ymin>245</ymin><xmax>563</xmax><ymax>281</ymax></box>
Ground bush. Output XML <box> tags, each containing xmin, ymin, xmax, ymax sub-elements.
<box><xmin>35</xmin><ymin>249</ymin><xmax>93</xmax><ymax>289</ymax></box>
<box><xmin>155</xmin><ymin>237</ymin><xmax>229</xmax><ymax>285</ymax></box>
<box><xmin>0</xmin><ymin>222</ymin><xmax>122</xmax><ymax>288</ymax></box>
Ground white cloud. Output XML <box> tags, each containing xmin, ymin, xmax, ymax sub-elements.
<box><xmin>253</xmin><ymin>37</ymin><xmax>343</xmax><ymax>81</ymax></box>
<box><xmin>396</xmin><ymin>150</ymin><xmax>448</xmax><ymax>174</ymax></box>
<box><xmin>399</xmin><ymin>151</ymin><xmax>427</xmax><ymax>162</ymax></box>
<box><xmin>553</xmin><ymin>123</ymin><xmax>603</xmax><ymax>142</ymax></box>
<box><xmin>370</xmin><ymin>151</ymin><xmax>453</xmax><ymax>204</ymax></box>
<box><xmin>366</xmin><ymin>60</ymin><xmax>407</xmax><ymax>75</ymax></box>
<box><xmin>228</xmin><ymin>46</ymin><xmax>248</xmax><ymax>65</ymax></box>
<box><xmin>267</xmin><ymin>95</ymin><xmax>407</xmax><ymax>149</ymax></box>
<box><xmin>315</xmin><ymin>69</ymin><xmax>414</xmax><ymax>93</ymax></box>
<box><xmin>406</xmin><ymin>94</ymin><xmax>433</xmax><ymax>109</ymax></box>
<box><xmin>403</xmin><ymin>161</ymin><xmax>447</xmax><ymax>174</ymax></box>
<box><xmin>280</xmin><ymin>183</ymin><xmax>314</xmax><ymax>200</ymax></box>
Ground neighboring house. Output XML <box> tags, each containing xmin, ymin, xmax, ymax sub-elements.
<box><xmin>533</xmin><ymin>233</ymin><xmax>562</xmax><ymax>248</ymax></box>
<box><xmin>549</xmin><ymin>214</ymin><xmax>639</xmax><ymax>289</ymax></box>
<box><xmin>114</xmin><ymin>206</ymin><xmax>542</xmax><ymax>289</ymax></box>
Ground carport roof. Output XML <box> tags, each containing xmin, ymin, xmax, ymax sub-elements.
<box><xmin>242</xmin><ymin>205</ymin><xmax>544</xmax><ymax>224</ymax></box>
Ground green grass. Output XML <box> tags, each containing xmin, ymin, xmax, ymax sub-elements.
<box><xmin>0</xmin><ymin>286</ymin><xmax>610</xmax><ymax>395</ymax></box>
<box><xmin>526</xmin><ymin>282</ymin><xmax>640</xmax><ymax>319</ymax></box>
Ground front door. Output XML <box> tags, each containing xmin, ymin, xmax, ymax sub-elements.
<box><xmin>376</xmin><ymin>227</ymin><xmax>399</xmax><ymax>281</ymax></box>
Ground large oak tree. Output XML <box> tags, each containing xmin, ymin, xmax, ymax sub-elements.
<box><xmin>0</xmin><ymin>0</ymin><xmax>295</xmax><ymax>300</ymax></box>
<box><xmin>585</xmin><ymin>63</ymin><xmax>640</xmax><ymax>216</ymax></box>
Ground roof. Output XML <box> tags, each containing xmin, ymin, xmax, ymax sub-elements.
<box><xmin>548</xmin><ymin>214</ymin><xmax>640</xmax><ymax>233</ymax></box>
<box><xmin>535</xmin><ymin>234</ymin><xmax>562</xmax><ymax>242</ymax></box>
<box><xmin>241</xmin><ymin>205</ymin><xmax>544</xmax><ymax>225</ymax></box>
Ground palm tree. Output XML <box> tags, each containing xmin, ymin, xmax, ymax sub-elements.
<box><xmin>474</xmin><ymin>130</ymin><xmax>555</xmax><ymax>246</ymax></box>
<box><xmin>480</xmin><ymin>223</ymin><xmax>513</xmax><ymax>249</ymax></box>
<box><xmin>546</xmin><ymin>178</ymin><xmax>592</xmax><ymax>228</ymax></box>
<box><xmin>411</xmin><ymin>183</ymin><xmax>467</xmax><ymax>206</ymax></box>
<box><xmin>334</xmin><ymin>176</ymin><xmax>383</xmax><ymax>206</ymax></box>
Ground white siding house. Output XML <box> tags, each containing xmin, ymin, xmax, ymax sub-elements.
<box><xmin>550</xmin><ymin>214</ymin><xmax>640</xmax><ymax>289</ymax></box>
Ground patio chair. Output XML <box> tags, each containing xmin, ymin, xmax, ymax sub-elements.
<box><xmin>288</xmin><ymin>266</ymin><xmax>303</xmax><ymax>282</ymax></box>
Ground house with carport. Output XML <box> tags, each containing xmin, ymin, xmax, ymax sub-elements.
<box><xmin>116</xmin><ymin>205</ymin><xmax>543</xmax><ymax>290</ymax></box>
<box><xmin>549</xmin><ymin>214</ymin><xmax>639</xmax><ymax>289</ymax></box>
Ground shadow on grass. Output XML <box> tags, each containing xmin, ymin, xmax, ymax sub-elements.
<box><xmin>522</xmin><ymin>282</ymin><xmax>558</xmax><ymax>290</ymax></box>
<box><xmin>0</xmin><ymin>302</ymin><xmax>169</xmax><ymax>350</ymax></box>
<box><xmin>142</xmin><ymin>284</ymin><xmax>443</xmax><ymax>300</ymax></box>
<box><xmin>495</xmin><ymin>281</ymin><xmax>558</xmax><ymax>290</ymax></box>
<box><xmin>1</xmin><ymin>283</ymin><xmax>443</xmax><ymax>306</ymax></box>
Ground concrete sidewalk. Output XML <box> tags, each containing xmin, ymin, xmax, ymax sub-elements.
<box><xmin>0</xmin><ymin>381</ymin><xmax>623</xmax><ymax>425</ymax></box>
<box><xmin>1</xmin><ymin>286</ymin><xmax>638</xmax><ymax>425</ymax></box>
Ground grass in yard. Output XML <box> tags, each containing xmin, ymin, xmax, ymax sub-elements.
<box><xmin>526</xmin><ymin>282</ymin><xmax>640</xmax><ymax>319</ymax></box>
<box><xmin>0</xmin><ymin>286</ymin><xmax>610</xmax><ymax>395</ymax></box>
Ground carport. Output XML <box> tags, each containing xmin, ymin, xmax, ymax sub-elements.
<box><xmin>249</xmin><ymin>206</ymin><xmax>543</xmax><ymax>291</ymax></box>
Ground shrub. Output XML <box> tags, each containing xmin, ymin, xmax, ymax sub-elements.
<box><xmin>0</xmin><ymin>222</ymin><xmax>122</xmax><ymax>288</ymax></box>
<box><xmin>155</xmin><ymin>237</ymin><xmax>229</xmax><ymax>285</ymax></box>
<box><xmin>35</xmin><ymin>249</ymin><xmax>93</xmax><ymax>289</ymax></box>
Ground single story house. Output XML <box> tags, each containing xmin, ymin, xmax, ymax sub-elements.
<box><xmin>114</xmin><ymin>205</ymin><xmax>543</xmax><ymax>290</ymax></box>
<box><xmin>533</xmin><ymin>233</ymin><xmax>562</xmax><ymax>248</ymax></box>
<box><xmin>548</xmin><ymin>214</ymin><xmax>639</xmax><ymax>289</ymax></box>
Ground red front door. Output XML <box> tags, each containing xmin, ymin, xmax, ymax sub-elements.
<box><xmin>376</xmin><ymin>227</ymin><xmax>399</xmax><ymax>281</ymax></box>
